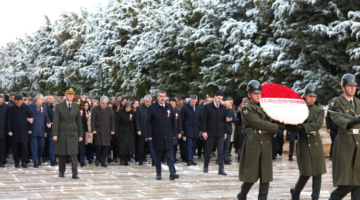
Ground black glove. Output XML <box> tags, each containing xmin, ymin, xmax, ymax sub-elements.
<box><xmin>297</xmin><ymin>124</ymin><xmax>305</xmax><ymax>132</ymax></box>
<box><xmin>278</xmin><ymin>124</ymin><xmax>285</xmax><ymax>130</ymax></box>
<box><xmin>285</xmin><ymin>125</ymin><xmax>296</xmax><ymax>133</ymax></box>
<box><xmin>347</xmin><ymin>118</ymin><xmax>360</xmax><ymax>130</ymax></box>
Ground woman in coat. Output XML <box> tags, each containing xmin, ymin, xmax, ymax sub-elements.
<box><xmin>74</xmin><ymin>96</ymin><xmax>88</xmax><ymax>166</ymax></box>
<box><xmin>83</xmin><ymin>101</ymin><xmax>94</xmax><ymax>164</ymax></box>
<box><xmin>115</xmin><ymin>101</ymin><xmax>140</xmax><ymax>165</ymax></box>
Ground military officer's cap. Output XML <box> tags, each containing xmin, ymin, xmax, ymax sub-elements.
<box><xmin>65</xmin><ymin>87</ymin><xmax>76</xmax><ymax>94</ymax></box>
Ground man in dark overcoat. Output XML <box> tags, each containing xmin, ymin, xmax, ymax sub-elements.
<box><xmin>52</xmin><ymin>87</ymin><xmax>83</xmax><ymax>179</ymax></box>
<box><xmin>91</xmin><ymin>96</ymin><xmax>115</xmax><ymax>167</ymax></box>
<box><xmin>136</xmin><ymin>95</ymin><xmax>153</xmax><ymax>165</ymax></box>
<box><xmin>7</xmin><ymin>95</ymin><xmax>33</xmax><ymax>168</ymax></box>
<box><xmin>202</xmin><ymin>91</ymin><xmax>227</xmax><ymax>176</ymax></box>
<box><xmin>0</xmin><ymin>95</ymin><xmax>8</xmax><ymax>167</ymax></box>
<box><xmin>46</xmin><ymin>96</ymin><xmax>60</xmax><ymax>166</ymax></box>
<box><xmin>146</xmin><ymin>90</ymin><xmax>179</xmax><ymax>181</ymax></box>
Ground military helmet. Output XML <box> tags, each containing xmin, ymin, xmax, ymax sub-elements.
<box><xmin>304</xmin><ymin>83</ymin><xmax>317</xmax><ymax>97</ymax></box>
<box><xmin>341</xmin><ymin>73</ymin><xmax>357</xmax><ymax>86</ymax></box>
<box><xmin>246</xmin><ymin>80</ymin><xmax>262</xmax><ymax>94</ymax></box>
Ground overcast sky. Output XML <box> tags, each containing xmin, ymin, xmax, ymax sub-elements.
<box><xmin>0</xmin><ymin>0</ymin><xmax>106</xmax><ymax>47</ymax></box>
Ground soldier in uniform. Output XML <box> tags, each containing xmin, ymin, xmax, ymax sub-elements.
<box><xmin>237</xmin><ymin>80</ymin><xmax>285</xmax><ymax>200</ymax></box>
<box><xmin>287</xmin><ymin>84</ymin><xmax>326</xmax><ymax>200</ymax></box>
<box><xmin>52</xmin><ymin>87</ymin><xmax>83</xmax><ymax>179</ymax></box>
<box><xmin>328</xmin><ymin>74</ymin><xmax>360</xmax><ymax>200</ymax></box>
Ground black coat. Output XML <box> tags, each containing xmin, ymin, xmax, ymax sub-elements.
<box><xmin>146</xmin><ymin>102</ymin><xmax>177</xmax><ymax>151</ymax></box>
<box><xmin>46</xmin><ymin>104</ymin><xmax>55</xmax><ymax>138</ymax></box>
<box><xmin>234</xmin><ymin>111</ymin><xmax>245</xmax><ymax>149</ymax></box>
<box><xmin>7</xmin><ymin>103</ymin><xmax>33</xmax><ymax>143</ymax></box>
<box><xmin>202</xmin><ymin>102</ymin><xmax>227</xmax><ymax>138</ymax></box>
<box><xmin>91</xmin><ymin>106</ymin><xmax>115</xmax><ymax>147</ymax></box>
<box><xmin>326</xmin><ymin>111</ymin><xmax>338</xmax><ymax>136</ymax></box>
<box><xmin>115</xmin><ymin>108</ymin><xmax>140</xmax><ymax>155</ymax></box>
<box><xmin>173</xmin><ymin>108</ymin><xmax>183</xmax><ymax>145</ymax></box>
<box><xmin>78</xmin><ymin>110</ymin><xmax>88</xmax><ymax>154</ymax></box>
<box><xmin>136</xmin><ymin>104</ymin><xmax>148</xmax><ymax>137</ymax></box>
<box><xmin>0</xmin><ymin>103</ymin><xmax>8</xmax><ymax>140</ymax></box>
<box><xmin>180</xmin><ymin>103</ymin><xmax>202</xmax><ymax>138</ymax></box>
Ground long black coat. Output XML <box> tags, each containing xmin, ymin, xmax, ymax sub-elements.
<box><xmin>173</xmin><ymin>108</ymin><xmax>183</xmax><ymax>145</ymax></box>
<box><xmin>202</xmin><ymin>102</ymin><xmax>227</xmax><ymax>138</ymax></box>
<box><xmin>52</xmin><ymin>101</ymin><xmax>83</xmax><ymax>156</ymax></box>
<box><xmin>136</xmin><ymin>104</ymin><xmax>148</xmax><ymax>137</ymax></box>
<box><xmin>0</xmin><ymin>103</ymin><xmax>9</xmax><ymax>140</ymax></box>
<box><xmin>115</xmin><ymin>108</ymin><xmax>140</xmax><ymax>155</ymax></box>
<box><xmin>78</xmin><ymin>110</ymin><xmax>88</xmax><ymax>154</ymax></box>
<box><xmin>46</xmin><ymin>104</ymin><xmax>55</xmax><ymax>138</ymax></box>
<box><xmin>180</xmin><ymin>103</ymin><xmax>202</xmax><ymax>138</ymax></box>
<box><xmin>7</xmin><ymin>103</ymin><xmax>33</xmax><ymax>143</ymax></box>
<box><xmin>91</xmin><ymin>106</ymin><xmax>115</xmax><ymax>147</ymax></box>
<box><xmin>146</xmin><ymin>102</ymin><xmax>177</xmax><ymax>151</ymax></box>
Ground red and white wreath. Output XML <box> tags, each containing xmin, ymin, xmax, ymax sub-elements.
<box><xmin>260</xmin><ymin>83</ymin><xmax>309</xmax><ymax>125</ymax></box>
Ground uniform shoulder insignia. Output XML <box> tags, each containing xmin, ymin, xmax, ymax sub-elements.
<box><xmin>328</xmin><ymin>97</ymin><xmax>340</xmax><ymax>109</ymax></box>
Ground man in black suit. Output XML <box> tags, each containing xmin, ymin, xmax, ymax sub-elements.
<box><xmin>202</xmin><ymin>90</ymin><xmax>227</xmax><ymax>176</ymax></box>
<box><xmin>136</xmin><ymin>95</ymin><xmax>153</xmax><ymax>165</ymax></box>
<box><xmin>46</xmin><ymin>96</ymin><xmax>60</xmax><ymax>166</ymax></box>
<box><xmin>0</xmin><ymin>95</ymin><xmax>8</xmax><ymax>167</ymax></box>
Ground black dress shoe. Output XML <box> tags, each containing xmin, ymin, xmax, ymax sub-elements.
<box><xmin>15</xmin><ymin>163</ymin><xmax>20</xmax><ymax>168</ymax></box>
<box><xmin>120</xmin><ymin>161</ymin><xmax>124</xmax><ymax>166</ymax></box>
<box><xmin>59</xmin><ymin>172</ymin><xmax>65</xmax><ymax>177</ymax></box>
<box><xmin>169</xmin><ymin>173</ymin><xmax>179</xmax><ymax>180</ymax></box>
<box><xmin>289</xmin><ymin>157</ymin><xmax>294</xmax><ymax>161</ymax></box>
<box><xmin>203</xmin><ymin>168</ymin><xmax>208</xmax><ymax>173</ymax></box>
<box><xmin>101</xmin><ymin>163</ymin><xmax>107</xmax><ymax>167</ymax></box>
<box><xmin>156</xmin><ymin>174</ymin><xmax>162</xmax><ymax>180</ymax></box>
<box><xmin>224</xmin><ymin>161</ymin><xmax>231</xmax><ymax>165</ymax></box>
<box><xmin>89</xmin><ymin>160</ymin><xmax>93</xmax><ymax>164</ymax></box>
<box><xmin>190</xmin><ymin>161</ymin><xmax>197</xmax><ymax>165</ymax></box>
<box><xmin>124</xmin><ymin>161</ymin><xmax>129</xmax><ymax>166</ymax></box>
<box><xmin>72</xmin><ymin>174</ymin><xmax>80</xmax><ymax>179</ymax></box>
<box><xmin>312</xmin><ymin>198</ymin><xmax>318</xmax><ymax>200</ymax></box>
<box><xmin>95</xmin><ymin>160</ymin><xmax>99</xmax><ymax>166</ymax></box>
<box><xmin>22</xmin><ymin>163</ymin><xmax>28</xmax><ymax>168</ymax></box>
<box><xmin>107</xmin><ymin>158</ymin><xmax>113</xmax><ymax>163</ymax></box>
<box><xmin>139</xmin><ymin>162</ymin><xmax>143</xmax><ymax>166</ymax></box>
<box><xmin>34</xmin><ymin>164</ymin><xmax>39</xmax><ymax>168</ymax></box>
<box><xmin>187</xmin><ymin>161</ymin><xmax>191</xmax><ymax>166</ymax></box>
<box><xmin>0</xmin><ymin>163</ymin><xmax>4</xmax><ymax>167</ymax></box>
<box><xmin>80</xmin><ymin>163</ymin><xmax>87</xmax><ymax>167</ymax></box>
<box><xmin>290</xmin><ymin>188</ymin><xmax>299</xmax><ymax>200</ymax></box>
<box><xmin>38</xmin><ymin>161</ymin><xmax>42</xmax><ymax>166</ymax></box>
<box><xmin>51</xmin><ymin>162</ymin><xmax>58</xmax><ymax>166</ymax></box>
<box><xmin>237</xmin><ymin>192</ymin><xmax>245</xmax><ymax>200</ymax></box>
<box><xmin>218</xmin><ymin>170</ymin><xmax>227</xmax><ymax>176</ymax></box>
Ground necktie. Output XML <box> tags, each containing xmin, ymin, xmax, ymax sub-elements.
<box><xmin>351</xmin><ymin>100</ymin><xmax>354</xmax><ymax>107</ymax></box>
<box><xmin>68</xmin><ymin>103</ymin><xmax>71</xmax><ymax>111</ymax></box>
<box><xmin>216</xmin><ymin>104</ymin><xmax>219</xmax><ymax>109</ymax></box>
<box><xmin>193</xmin><ymin>106</ymin><xmax>195</xmax><ymax>112</ymax></box>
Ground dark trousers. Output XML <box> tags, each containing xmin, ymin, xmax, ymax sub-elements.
<box><xmin>148</xmin><ymin>140</ymin><xmax>156</xmax><ymax>162</ymax></box>
<box><xmin>270</xmin><ymin>133</ymin><xmax>277</xmax><ymax>158</ymax></box>
<box><xmin>173</xmin><ymin>145</ymin><xmax>178</xmax><ymax>160</ymax></box>
<box><xmin>155</xmin><ymin>149</ymin><xmax>175</xmax><ymax>175</ymax></box>
<box><xmin>95</xmin><ymin>145</ymin><xmax>108</xmax><ymax>164</ymax></box>
<box><xmin>86</xmin><ymin>144</ymin><xmax>94</xmax><ymax>160</ymax></box>
<box><xmin>196</xmin><ymin>138</ymin><xmax>205</xmax><ymax>158</ymax></box>
<box><xmin>0</xmin><ymin>139</ymin><xmax>5</xmax><ymax>164</ymax></box>
<box><xmin>186</xmin><ymin>137</ymin><xmax>197</xmax><ymax>161</ymax></box>
<box><xmin>12</xmin><ymin>142</ymin><xmax>28</xmax><ymax>164</ymax></box>
<box><xmin>179</xmin><ymin>138</ymin><xmax>187</xmax><ymax>161</ymax></box>
<box><xmin>136</xmin><ymin>137</ymin><xmax>146</xmax><ymax>163</ymax></box>
<box><xmin>43</xmin><ymin>137</ymin><xmax>49</xmax><ymax>158</ymax></box>
<box><xmin>330</xmin><ymin>132</ymin><xmax>337</xmax><ymax>158</ymax></box>
<box><xmin>289</xmin><ymin>141</ymin><xmax>295</xmax><ymax>158</ymax></box>
<box><xmin>330</xmin><ymin>186</ymin><xmax>360</xmax><ymax>200</ymax></box>
<box><xmin>48</xmin><ymin>137</ymin><xmax>56</xmax><ymax>163</ymax></box>
<box><xmin>223</xmin><ymin>134</ymin><xmax>231</xmax><ymax>162</ymax></box>
<box><xmin>77</xmin><ymin>146</ymin><xmax>85</xmax><ymax>164</ymax></box>
<box><xmin>30</xmin><ymin>136</ymin><xmax>45</xmax><ymax>165</ymax></box>
<box><xmin>239</xmin><ymin>163</ymin><xmax>269</xmax><ymax>200</ymax></box>
<box><xmin>59</xmin><ymin>155</ymin><xmax>77</xmax><ymax>174</ymax></box>
<box><xmin>204</xmin><ymin>136</ymin><xmax>224</xmax><ymax>171</ymax></box>
<box><xmin>276</xmin><ymin>136</ymin><xmax>284</xmax><ymax>156</ymax></box>
<box><xmin>294</xmin><ymin>175</ymin><xmax>322</xmax><ymax>198</ymax></box>
<box><xmin>111</xmin><ymin>139</ymin><xmax>118</xmax><ymax>159</ymax></box>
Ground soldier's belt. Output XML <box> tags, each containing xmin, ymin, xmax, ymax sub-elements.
<box><xmin>306</xmin><ymin>131</ymin><xmax>318</xmax><ymax>134</ymax></box>
<box><xmin>254</xmin><ymin>130</ymin><xmax>268</xmax><ymax>134</ymax></box>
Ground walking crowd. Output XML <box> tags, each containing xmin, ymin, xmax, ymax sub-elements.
<box><xmin>0</xmin><ymin>72</ymin><xmax>359</xmax><ymax>200</ymax></box>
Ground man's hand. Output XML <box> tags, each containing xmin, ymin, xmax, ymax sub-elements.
<box><xmin>45</xmin><ymin>133</ymin><xmax>47</xmax><ymax>138</ymax></box>
<box><xmin>27</xmin><ymin>118</ymin><xmax>34</xmax><ymax>124</ymax></box>
<box><xmin>202</xmin><ymin>132</ymin><xmax>208</xmax><ymax>140</ymax></box>
<box><xmin>47</xmin><ymin>123</ymin><xmax>52</xmax><ymax>128</ymax></box>
<box><xmin>28</xmin><ymin>131</ymin><xmax>32</xmax><ymax>134</ymax></box>
<box><xmin>226</xmin><ymin>118</ymin><xmax>232</xmax><ymax>122</ymax></box>
<box><xmin>224</xmin><ymin>134</ymin><xmax>227</xmax><ymax>140</ymax></box>
<box><xmin>273</xmin><ymin>134</ymin><xmax>277</xmax><ymax>138</ymax></box>
<box><xmin>79</xmin><ymin>137</ymin><xmax>83</xmax><ymax>142</ymax></box>
<box><xmin>148</xmin><ymin>137</ymin><xmax>152</xmax><ymax>140</ymax></box>
<box><xmin>178</xmin><ymin>134</ymin><xmax>181</xmax><ymax>139</ymax></box>
<box><xmin>111</xmin><ymin>131</ymin><xmax>115</xmax><ymax>135</ymax></box>
<box><xmin>92</xmin><ymin>131</ymin><xmax>97</xmax><ymax>134</ymax></box>
<box><xmin>8</xmin><ymin>132</ymin><xmax>13</xmax><ymax>136</ymax></box>
<box><xmin>137</xmin><ymin>131</ymin><xmax>141</xmax><ymax>136</ymax></box>
<box><xmin>53</xmin><ymin>136</ymin><xmax>57</xmax><ymax>141</ymax></box>
<box><xmin>327</xmin><ymin>129</ymin><xmax>331</xmax><ymax>134</ymax></box>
